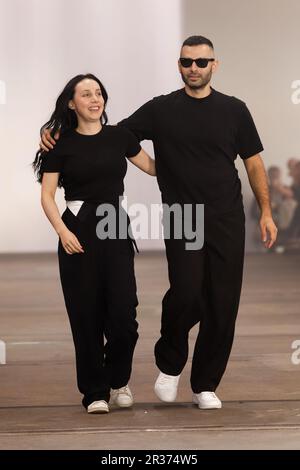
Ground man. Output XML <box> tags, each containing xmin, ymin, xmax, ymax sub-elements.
<box><xmin>41</xmin><ymin>35</ymin><xmax>277</xmax><ymax>409</ymax></box>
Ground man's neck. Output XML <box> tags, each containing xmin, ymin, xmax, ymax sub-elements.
<box><xmin>184</xmin><ymin>83</ymin><xmax>212</xmax><ymax>99</ymax></box>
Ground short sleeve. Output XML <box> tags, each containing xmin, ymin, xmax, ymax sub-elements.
<box><xmin>236</xmin><ymin>102</ymin><xmax>264</xmax><ymax>159</ymax></box>
<box><xmin>118</xmin><ymin>98</ymin><xmax>155</xmax><ymax>142</ymax></box>
<box><xmin>40</xmin><ymin>147</ymin><xmax>63</xmax><ymax>173</ymax></box>
<box><xmin>122</xmin><ymin>128</ymin><xmax>142</xmax><ymax>158</ymax></box>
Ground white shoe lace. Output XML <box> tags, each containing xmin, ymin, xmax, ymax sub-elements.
<box><xmin>158</xmin><ymin>373</ymin><xmax>179</xmax><ymax>385</ymax></box>
<box><xmin>115</xmin><ymin>385</ymin><xmax>130</xmax><ymax>396</ymax></box>
<box><xmin>201</xmin><ymin>392</ymin><xmax>218</xmax><ymax>400</ymax></box>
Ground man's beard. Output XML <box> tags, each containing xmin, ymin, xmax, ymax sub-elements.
<box><xmin>181</xmin><ymin>69</ymin><xmax>212</xmax><ymax>90</ymax></box>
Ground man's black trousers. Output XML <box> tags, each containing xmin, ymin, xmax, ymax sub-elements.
<box><xmin>155</xmin><ymin>206</ymin><xmax>245</xmax><ymax>393</ymax></box>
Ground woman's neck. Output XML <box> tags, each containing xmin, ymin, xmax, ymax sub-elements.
<box><xmin>76</xmin><ymin>120</ymin><xmax>102</xmax><ymax>135</ymax></box>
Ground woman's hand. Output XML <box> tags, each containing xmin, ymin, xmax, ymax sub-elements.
<box><xmin>59</xmin><ymin>227</ymin><xmax>84</xmax><ymax>255</ymax></box>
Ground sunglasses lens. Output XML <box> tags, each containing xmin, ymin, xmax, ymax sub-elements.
<box><xmin>180</xmin><ymin>58</ymin><xmax>213</xmax><ymax>68</ymax></box>
<box><xmin>180</xmin><ymin>58</ymin><xmax>193</xmax><ymax>68</ymax></box>
<box><xmin>196</xmin><ymin>59</ymin><xmax>209</xmax><ymax>68</ymax></box>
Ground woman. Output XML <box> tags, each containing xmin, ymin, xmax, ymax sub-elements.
<box><xmin>33</xmin><ymin>74</ymin><xmax>156</xmax><ymax>414</ymax></box>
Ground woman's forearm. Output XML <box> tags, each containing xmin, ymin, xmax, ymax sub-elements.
<box><xmin>41</xmin><ymin>193</ymin><xmax>67</xmax><ymax>236</ymax></box>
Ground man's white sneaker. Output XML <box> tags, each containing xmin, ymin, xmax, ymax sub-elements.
<box><xmin>192</xmin><ymin>391</ymin><xmax>222</xmax><ymax>409</ymax></box>
<box><xmin>110</xmin><ymin>385</ymin><xmax>133</xmax><ymax>408</ymax></box>
<box><xmin>87</xmin><ymin>400</ymin><xmax>109</xmax><ymax>414</ymax></box>
<box><xmin>154</xmin><ymin>372</ymin><xmax>180</xmax><ymax>402</ymax></box>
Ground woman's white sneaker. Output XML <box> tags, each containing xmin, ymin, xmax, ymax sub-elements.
<box><xmin>110</xmin><ymin>385</ymin><xmax>133</xmax><ymax>408</ymax></box>
<box><xmin>154</xmin><ymin>372</ymin><xmax>181</xmax><ymax>402</ymax></box>
<box><xmin>87</xmin><ymin>400</ymin><xmax>109</xmax><ymax>414</ymax></box>
<box><xmin>192</xmin><ymin>392</ymin><xmax>222</xmax><ymax>409</ymax></box>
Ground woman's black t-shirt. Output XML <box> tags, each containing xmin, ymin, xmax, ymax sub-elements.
<box><xmin>41</xmin><ymin>125</ymin><xmax>141</xmax><ymax>202</ymax></box>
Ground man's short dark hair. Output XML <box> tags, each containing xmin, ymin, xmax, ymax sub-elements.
<box><xmin>182</xmin><ymin>35</ymin><xmax>214</xmax><ymax>50</ymax></box>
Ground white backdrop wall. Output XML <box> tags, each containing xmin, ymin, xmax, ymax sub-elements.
<box><xmin>1</xmin><ymin>0</ymin><xmax>299</xmax><ymax>252</ymax></box>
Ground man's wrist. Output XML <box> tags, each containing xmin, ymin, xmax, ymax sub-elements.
<box><xmin>260</xmin><ymin>208</ymin><xmax>272</xmax><ymax>218</ymax></box>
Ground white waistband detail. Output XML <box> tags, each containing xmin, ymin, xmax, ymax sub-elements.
<box><xmin>66</xmin><ymin>200</ymin><xmax>84</xmax><ymax>216</ymax></box>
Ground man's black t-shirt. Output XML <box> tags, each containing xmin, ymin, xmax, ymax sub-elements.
<box><xmin>118</xmin><ymin>87</ymin><xmax>263</xmax><ymax>213</ymax></box>
<box><xmin>41</xmin><ymin>125</ymin><xmax>141</xmax><ymax>202</ymax></box>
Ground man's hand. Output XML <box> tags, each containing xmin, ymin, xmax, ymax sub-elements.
<box><xmin>260</xmin><ymin>214</ymin><xmax>278</xmax><ymax>249</ymax></box>
<box><xmin>59</xmin><ymin>227</ymin><xmax>84</xmax><ymax>255</ymax></box>
<box><xmin>39</xmin><ymin>129</ymin><xmax>60</xmax><ymax>152</ymax></box>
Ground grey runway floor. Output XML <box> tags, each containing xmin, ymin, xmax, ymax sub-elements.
<box><xmin>0</xmin><ymin>252</ymin><xmax>300</xmax><ymax>449</ymax></box>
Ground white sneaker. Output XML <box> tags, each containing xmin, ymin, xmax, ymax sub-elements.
<box><xmin>193</xmin><ymin>391</ymin><xmax>222</xmax><ymax>409</ymax></box>
<box><xmin>110</xmin><ymin>385</ymin><xmax>133</xmax><ymax>408</ymax></box>
<box><xmin>87</xmin><ymin>400</ymin><xmax>109</xmax><ymax>414</ymax></box>
<box><xmin>154</xmin><ymin>372</ymin><xmax>180</xmax><ymax>402</ymax></box>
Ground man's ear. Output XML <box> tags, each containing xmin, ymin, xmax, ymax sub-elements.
<box><xmin>212</xmin><ymin>60</ymin><xmax>219</xmax><ymax>74</ymax></box>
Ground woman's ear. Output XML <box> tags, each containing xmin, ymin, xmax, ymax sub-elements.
<box><xmin>68</xmin><ymin>100</ymin><xmax>75</xmax><ymax>110</ymax></box>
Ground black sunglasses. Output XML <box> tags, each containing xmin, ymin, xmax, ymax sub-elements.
<box><xmin>179</xmin><ymin>57</ymin><xmax>215</xmax><ymax>68</ymax></box>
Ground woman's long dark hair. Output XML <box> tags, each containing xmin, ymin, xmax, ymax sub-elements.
<box><xmin>32</xmin><ymin>73</ymin><xmax>108</xmax><ymax>186</ymax></box>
